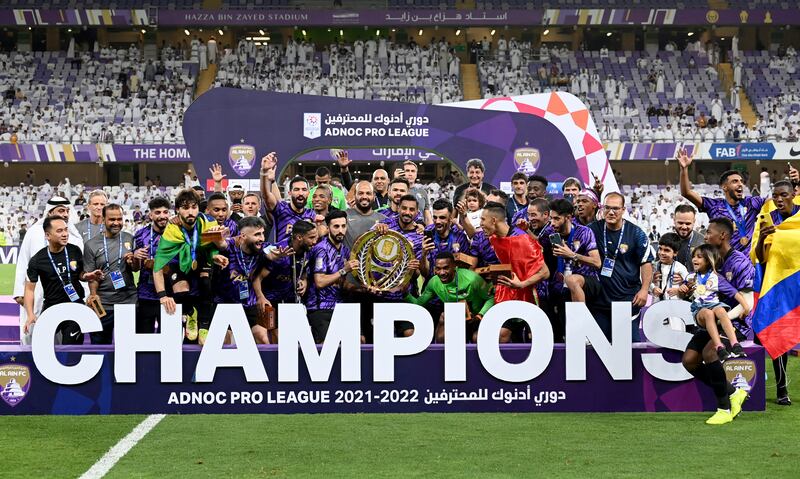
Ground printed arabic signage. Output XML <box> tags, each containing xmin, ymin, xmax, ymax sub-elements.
<box><xmin>0</xmin><ymin>301</ymin><xmax>767</xmax><ymax>415</ymax></box>
<box><xmin>294</xmin><ymin>147</ymin><xmax>445</xmax><ymax>164</ymax></box>
<box><xmin>182</xmin><ymin>89</ymin><xmax>586</xmax><ymax>188</ymax></box>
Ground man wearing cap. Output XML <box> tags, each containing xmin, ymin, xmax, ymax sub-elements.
<box><xmin>14</xmin><ymin>196</ymin><xmax>84</xmax><ymax>345</ymax></box>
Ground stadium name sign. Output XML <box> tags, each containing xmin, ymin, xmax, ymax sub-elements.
<box><xmin>4</xmin><ymin>300</ymin><xmax>763</xmax><ymax>415</ymax></box>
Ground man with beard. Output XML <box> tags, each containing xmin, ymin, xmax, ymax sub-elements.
<box><xmin>574</xmin><ymin>190</ymin><xmax>600</xmax><ymax>227</ymax></box>
<box><xmin>14</xmin><ymin>196</ymin><xmax>83</xmax><ymax>345</ymax></box>
<box><xmin>306</xmin><ymin>210</ymin><xmax>360</xmax><ymax>343</ymax></box>
<box><xmin>214</xmin><ymin>216</ymin><xmax>270</xmax><ymax>344</ymax></box>
<box><xmin>453</xmin><ymin>158</ymin><xmax>497</xmax><ymax>204</ymax></box>
<box><xmin>480</xmin><ymin>202</ymin><xmax>549</xmax><ymax>343</ymax></box>
<box><xmin>255</xmin><ymin>220</ymin><xmax>318</xmax><ymax>344</ymax></box>
<box><xmin>131</xmin><ymin>196</ymin><xmax>171</xmax><ymax>333</ymax></box>
<box><xmin>373</xmin><ymin>195</ymin><xmax>429</xmax><ymax>337</ymax></box>
<box><xmin>506</xmin><ymin>172</ymin><xmax>528</xmax><ymax>225</ymax></box>
<box><xmin>378</xmin><ymin>177</ymin><xmax>423</xmax><ymax>225</ymax></box>
<box><xmin>343</xmin><ymin>181</ymin><xmax>385</xmax><ymax>343</ymax></box>
<box><xmin>260</xmin><ymin>152</ymin><xmax>317</xmax><ymax>243</ymax></box>
<box><xmin>75</xmin><ymin>190</ymin><xmax>108</xmax><ymax>243</ymax></box>
<box><xmin>538</xmin><ymin>199</ymin><xmax>601</xmax><ymax>341</ymax></box>
<box><xmin>672</xmin><ymin>204</ymin><xmax>704</xmax><ymax>271</ymax></box>
<box><xmin>153</xmin><ymin>189</ymin><xmax>229</xmax><ymax>342</ymax></box>
<box><xmin>83</xmin><ymin>204</ymin><xmax>137</xmax><ymax>344</ymax></box>
<box><xmin>22</xmin><ymin>216</ymin><xmax>104</xmax><ymax>343</ymax></box>
<box><xmin>681</xmin><ymin>217</ymin><xmax>753</xmax><ymax>424</ymax></box>
<box><xmin>207</xmin><ymin>192</ymin><xmax>239</xmax><ymax>237</ymax></box>
<box><xmin>678</xmin><ymin>148</ymin><xmax>764</xmax><ymax>253</ymax></box>
<box><xmin>407</xmin><ymin>252</ymin><xmax>494</xmax><ymax>343</ymax></box>
<box><xmin>306</xmin><ymin>166</ymin><xmax>348</xmax><ymax>211</ymax></box>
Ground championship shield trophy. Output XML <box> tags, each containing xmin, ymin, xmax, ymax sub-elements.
<box><xmin>350</xmin><ymin>230</ymin><xmax>416</xmax><ymax>292</ymax></box>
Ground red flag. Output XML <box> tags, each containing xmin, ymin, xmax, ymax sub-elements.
<box><xmin>489</xmin><ymin>233</ymin><xmax>545</xmax><ymax>304</ymax></box>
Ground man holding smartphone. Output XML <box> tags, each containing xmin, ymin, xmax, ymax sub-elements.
<box><xmin>537</xmin><ymin>199</ymin><xmax>601</xmax><ymax>341</ymax></box>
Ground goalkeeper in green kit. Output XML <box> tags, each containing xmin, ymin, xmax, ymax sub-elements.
<box><xmin>406</xmin><ymin>251</ymin><xmax>495</xmax><ymax>343</ymax></box>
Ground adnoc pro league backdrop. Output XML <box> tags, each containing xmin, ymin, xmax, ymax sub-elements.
<box><xmin>183</xmin><ymin>89</ymin><xmax>616</xmax><ymax>191</ymax></box>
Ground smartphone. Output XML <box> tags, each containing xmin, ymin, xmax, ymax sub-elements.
<box><xmin>424</xmin><ymin>229</ymin><xmax>435</xmax><ymax>241</ymax></box>
<box><xmin>549</xmin><ymin>233</ymin><xmax>563</xmax><ymax>247</ymax></box>
<box><xmin>232</xmin><ymin>198</ymin><xmax>242</xmax><ymax>205</ymax></box>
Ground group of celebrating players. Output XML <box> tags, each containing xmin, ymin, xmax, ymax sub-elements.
<box><xmin>14</xmin><ymin>148</ymin><xmax>800</xmax><ymax>424</ymax></box>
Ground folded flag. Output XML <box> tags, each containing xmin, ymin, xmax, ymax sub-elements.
<box><xmin>154</xmin><ymin>215</ymin><xmax>219</xmax><ymax>274</ymax></box>
<box><xmin>751</xmin><ymin>213</ymin><xmax>800</xmax><ymax>359</ymax></box>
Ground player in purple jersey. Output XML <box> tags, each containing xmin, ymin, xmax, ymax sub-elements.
<box><xmin>538</xmin><ymin>199</ymin><xmax>602</xmax><ymax>342</ymax></box>
<box><xmin>307</xmin><ymin>210</ymin><xmax>361</xmax><ymax>343</ymax></box>
<box><xmin>213</xmin><ymin>216</ymin><xmax>271</xmax><ymax>344</ymax></box>
<box><xmin>374</xmin><ymin>194</ymin><xmax>432</xmax><ymax>336</ymax></box>
<box><xmin>678</xmin><ymin>148</ymin><xmax>765</xmax><ymax>254</ymax></box>
<box><xmin>206</xmin><ymin>192</ymin><xmax>240</xmax><ymax>237</ymax></box>
<box><xmin>260</xmin><ymin>152</ymin><xmax>319</xmax><ymax>243</ymax></box>
<box><xmin>379</xmin><ymin>177</ymin><xmax>422</xmax><ymax>224</ymax></box>
<box><xmin>255</xmin><ymin>220</ymin><xmax>318</xmax><ymax>344</ymax></box>
<box><xmin>131</xmin><ymin>196</ymin><xmax>171</xmax><ymax>333</ymax></box>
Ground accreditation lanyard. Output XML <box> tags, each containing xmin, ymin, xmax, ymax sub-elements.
<box><xmin>236</xmin><ymin>246</ymin><xmax>257</xmax><ymax>279</ymax></box>
<box><xmin>148</xmin><ymin>226</ymin><xmax>160</xmax><ymax>258</ymax></box>
<box><xmin>48</xmin><ymin>247</ymin><xmax>79</xmax><ymax>302</ymax></box>
<box><xmin>87</xmin><ymin>222</ymin><xmax>104</xmax><ymax>240</ymax></box>
<box><xmin>601</xmin><ymin>222</ymin><xmax>625</xmax><ymax>277</ymax></box>
<box><xmin>657</xmin><ymin>261</ymin><xmax>676</xmax><ymax>299</ymax></box>
<box><xmin>182</xmin><ymin>226</ymin><xmax>199</xmax><ymax>264</ymax></box>
<box><xmin>557</xmin><ymin>227</ymin><xmax>578</xmax><ymax>274</ymax></box>
<box><xmin>102</xmin><ymin>234</ymin><xmax>124</xmax><ymax>271</ymax></box>
<box><xmin>724</xmin><ymin>201</ymin><xmax>748</xmax><ymax>237</ymax></box>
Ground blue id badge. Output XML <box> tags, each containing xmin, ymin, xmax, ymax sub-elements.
<box><xmin>238</xmin><ymin>281</ymin><xmax>250</xmax><ymax>300</ymax></box>
<box><xmin>110</xmin><ymin>271</ymin><xmax>126</xmax><ymax>290</ymax></box>
<box><xmin>601</xmin><ymin>258</ymin><xmax>616</xmax><ymax>277</ymax></box>
<box><xmin>63</xmin><ymin>283</ymin><xmax>80</xmax><ymax>302</ymax></box>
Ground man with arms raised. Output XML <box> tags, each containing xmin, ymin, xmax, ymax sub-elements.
<box><xmin>83</xmin><ymin>204</ymin><xmax>137</xmax><ymax>344</ymax></box>
<box><xmin>260</xmin><ymin>152</ymin><xmax>317</xmax><ymax>243</ymax></box>
<box><xmin>76</xmin><ymin>190</ymin><xmax>108</xmax><ymax>243</ymax></box>
<box><xmin>586</xmin><ymin>192</ymin><xmax>654</xmax><ymax>340</ymax></box>
<box><xmin>23</xmin><ymin>216</ymin><xmax>103</xmax><ymax>343</ymax></box>
<box><xmin>678</xmin><ymin>148</ymin><xmax>764</xmax><ymax>254</ymax></box>
<box><xmin>131</xmin><ymin>196</ymin><xmax>171</xmax><ymax>333</ymax></box>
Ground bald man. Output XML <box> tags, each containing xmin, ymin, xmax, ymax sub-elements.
<box><xmin>372</xmin><ymin>169</ymin><xmax>390</xmax><ymax>209</ymax></box>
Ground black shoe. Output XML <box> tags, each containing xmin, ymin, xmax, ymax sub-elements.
<box><xmin>777</xmin><ymin>396</ymin><xmax>792</xmax><ymax>406</ymax></box>
<box><xmin>730</xmin><ymin>343</ymin><xmax>746</xmax><ymax>358</ymax></box>
<box><xmin>717</xmin><ymin>346</ymin><xmax>731</xmax><ymax>362</ymax></box>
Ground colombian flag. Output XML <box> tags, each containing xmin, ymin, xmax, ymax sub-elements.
<box><xmin>751</xmin><ymin>213</ymin><xmax>800</xmax><ymax>359</ymax></box>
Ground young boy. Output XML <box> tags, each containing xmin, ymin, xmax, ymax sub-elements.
<box><xmin>651</xmin><ymin>232</ymin><xmax>690</xmax><ymax>302</ymax></box>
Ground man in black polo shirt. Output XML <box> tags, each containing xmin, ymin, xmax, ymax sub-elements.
<box><xmin>23</xmin><ymin>217</ymin><xmax>104</xmax><ymax>343</ymax></box>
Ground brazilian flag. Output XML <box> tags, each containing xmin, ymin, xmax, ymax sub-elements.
<box><xmin>154</xmin><ymin>215</ymin><xmax>219</xmax><ymax>273</ymax></box>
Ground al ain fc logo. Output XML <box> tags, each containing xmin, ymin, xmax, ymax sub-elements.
<box><xmin>1</xmin><ymin>363</ymin><xmax>31</xmax><ymax>407</ymax></box>
<box><xmin>304</xmin><ymin>113</ymin><xmax>322</xmax><ymax>139</ymax></box>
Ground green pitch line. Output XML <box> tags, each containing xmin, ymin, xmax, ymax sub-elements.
<box><xmin>0</xmin><ymin>264</ymin><xmax>15</xmax><ymax>296</ymax></box>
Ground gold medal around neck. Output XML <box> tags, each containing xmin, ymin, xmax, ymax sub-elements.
<box><xmin>739</xmin><ymin>236</ymin><xmax>750</xmax><ymax>246</ymax></box>
<box><xmin>191</xmin><ymin>260</ymin><xmax>198</xmax><ymax>271</ymax></box>
<box><xmin>695</xmin><ymin>284</ymin><xmax>707</xmax><ymax>295</ymax></box>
